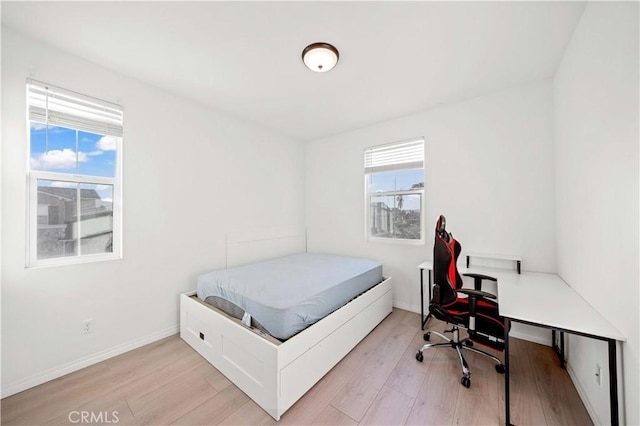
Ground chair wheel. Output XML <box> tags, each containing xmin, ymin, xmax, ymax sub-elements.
<box><xmin>423</xmin><ymin>332</ymin><xmax>430</xmax><ymax>341</ymax></box>
<box><xmin>416</xmin><ymin>351</ymin><xmax>424</xmax><ymax>362</ymax></box>
<box><xmin>461</xmin><ymin>376</ymin><xmax>471</xmax><ymax>388</ymax></box>
<box><xmin>495</xmin><ymin>364</ymin><xmax>506</xmax><ymax>374</ymax></box>
<box><xmin>464</xmin><ymin>340</ymin><xmax>474</xmax><ymax>347</ymax></box>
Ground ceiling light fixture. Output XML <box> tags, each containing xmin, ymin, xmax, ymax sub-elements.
<box><xmin>302</xmin><ymin>42</ymin><xmax>339</xmax><ymax>73</ymax></box>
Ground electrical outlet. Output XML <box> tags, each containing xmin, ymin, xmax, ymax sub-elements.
<box><xmin>595</xmin><ymin>363</ymin><xmax>601</xmax><ymax>386</ymax></box>
<box><xmin>81</xmin><ymin>319</ymin><xmax>94</xmax><ymax>335</ymax></box>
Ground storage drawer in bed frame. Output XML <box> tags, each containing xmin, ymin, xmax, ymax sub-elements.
<box><xmin>180</xmin><ymin>276</ymin><xmax>393</xmax><ymax>420</ymax></box>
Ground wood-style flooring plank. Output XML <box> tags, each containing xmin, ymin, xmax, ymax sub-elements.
<box><xmin>278</xmin><ymin>311</ymin><xmax>402</xmax><ymax>425</ymax></box>
<box><xmin>171</xmin><ymin>384</ymin><xmax>249</xmax><ymax>425</ymax></box>
<box><xmin>279</xmin><ymin>364</ymin><xmax>355</xmax><ymax>425</ymax></box>
<box><xmin>104</xmin><ymin>335</ymin><xmax>188</xmax><ymax>377</ymax></box>
<box><xmin>405</xmin><ymin>340</ymin><xmax>463</xmax><ymax>425</ymax></box>
<box><xmin>127</xmin><ymin>370</ymin><xmax>219</xmax><ymax>425</ymax></box>
<box><xmin>358</xmin><ymin>385</ymin><xmax>414</xmax><ymax>425</ymax></box>
<box><xmin>330</xmin><ymin>315</ymin><xmax>416</xmax><ymax>421</ymax></box>
<box><xmin>278</xmin><ymin>311</ymin><xmax>397</xmax><ymax>425</ymax></box>
<box><xmin>1</xmin><ymin>311</ymin><xmax>594</xmax><ymax>426</ymax></box>
<box><xmin>528</xmin><ymin>341</ymin><xmax>593</xmax><ymax>425</ymax></box>
<box><xmin>219</xmin><ymin>399</ymin><xmax>277</xmax><ymax>426</ymax></box>
<box><xmin>451</xmin><ymin>348</ymin><xmax>503</xmax><ymax>425</ymax></box>
<box><xmin>1</xmin><ymin>362</ymin><xmax>118</xmax><ymax>426</ymax></box>
<box><xmin>110</xmin><ymin>349</ymin><xmax>204</xmax><ymax>402</ymax></box>
<box><xmin>505</xmin><ymin>337</ymin><xmax>548</xmax><ymax>425</ymax></box>
<box><xmin>309</xmin><ymin>405</ymin><xmax>357</xmax><ymax>426</ymax></box>
<box><xmin>383</xmin><ymin>326</ymin><xmax>430</xmax><ymax>398</ymax></box>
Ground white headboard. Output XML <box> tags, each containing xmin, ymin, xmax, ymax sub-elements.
<box><xmin>226</xmin><ymin>227</ymin><xmax>307</xmax><ymax>268</ymax></box>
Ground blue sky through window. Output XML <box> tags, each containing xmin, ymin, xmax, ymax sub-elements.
<box><xmin>30</xmin><ymin>123</ymin><xmax>117</xmax><ymax>202</ymax></box>
<box><xmin>30</xmin><ymin>123</ymin><xmax>117</xmax><ymax>178</ymax></box>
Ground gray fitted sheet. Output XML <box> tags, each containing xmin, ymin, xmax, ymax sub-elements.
<box><xmin>197</xmin><ymin>253</ymin><xmax>383</xmax><ymax>340</ymax></box>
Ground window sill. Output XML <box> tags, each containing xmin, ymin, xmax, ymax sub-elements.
<box><xmin>26</xmin><ymin>252</ymin><xmax>122</xmax><ymax>269</ymax></box>
<box><xmin>367</xmin><ymin>236</ymin><xmax>425</xmax><ymax>246</ymax></box>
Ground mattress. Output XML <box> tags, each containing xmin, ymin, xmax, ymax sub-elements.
<box><xmin>197</xmin><ymin>253</ymin><xmax>383</xmax><ymax>340</ymax></box>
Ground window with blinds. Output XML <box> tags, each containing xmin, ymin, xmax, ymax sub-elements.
<box><xmin>26</xmin><ymin>79</ymin><xmax>123</xmax><ymax>267</ymax></box>
<box><xmin>364</xmin><ymin>138</ymin><xmax>425</xmax><ymax>242</ymax></box>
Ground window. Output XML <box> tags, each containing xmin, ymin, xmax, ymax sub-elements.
<box><xmin>364</xmin><ymin>138</ymin><xmax>425</xmax><ymax>243</ymax></box>
<box><xmin>26</xmin><ymin>79</ymin><xmax>123</xmax><ymax>267</ymax></box>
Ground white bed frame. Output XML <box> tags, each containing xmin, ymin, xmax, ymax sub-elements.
<box><xmin>180</xmin><ymin>228</ymin><xmax>393</xmax><ymax>420</ymax></box>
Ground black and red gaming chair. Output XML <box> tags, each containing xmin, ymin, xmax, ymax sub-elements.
<box><xmin>415</xmin><ymin>215</ymin><xmax>506</xmax><ymax>388</ymax></box>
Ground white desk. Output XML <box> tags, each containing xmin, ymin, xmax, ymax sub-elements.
<box><xmin>458</xmin><ymin>266</ymin><xmax>626</xmax><ymax>426</ymax></box>
<box><xmin>418</xmin><ymin>260</ymin><xmax>626</xmax><ymax>425</ymax></box>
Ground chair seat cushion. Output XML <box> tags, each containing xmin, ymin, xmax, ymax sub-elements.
<box><xmin>441</xmin><ymin>296</ymin><xmax>506</xmax><ymax>350</ymax></box>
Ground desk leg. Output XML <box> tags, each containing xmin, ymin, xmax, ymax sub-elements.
<box><xmin>420</xmin><ymin>269</ymin><xmax>432</xmax><ymax>330</ymax></box>
<box><xmin>420</xmin><ymin>269</ymin><xmax>425</xmax><ymax>330</ymax></box>
<box><xmin>504</xmin><ymin>318</ymin><xmax>512</xmax><ymax>426</ymax></box>
<box><xmin>552</xmin><ymin>330</ymin><xmax>566</xmax><ymax>369</ymax></box>
<box><xmin>608</xmin><ymin>339</ymin><xmax>619</xmax><ymax>426</ymax></box>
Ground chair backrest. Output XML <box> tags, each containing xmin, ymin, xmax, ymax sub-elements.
<box><xmin>433</xmin><ymin>215</ymin><xmax>462</xmax><ymax>306</ymax></box>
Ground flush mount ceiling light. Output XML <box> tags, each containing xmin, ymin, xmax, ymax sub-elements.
<box><xmin>302</xmin><ymin>42</ymin><xmax>339</xmax><ymax>72</ymax></box>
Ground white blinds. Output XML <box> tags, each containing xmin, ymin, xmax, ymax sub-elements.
<box><xmin>364</xmin><ymin>138</ymin><xmax>424</xmax><ymax>174</ymax></box>
<box><xmin>27</xmin><ymin>79</ymin><xmax>123</xmax><ymax>137</ymax></box>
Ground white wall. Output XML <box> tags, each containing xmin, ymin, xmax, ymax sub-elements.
<box><xmin>305</xmin><ymin>80</ymin><xmax>556</xmax><ymax>343</ymax></box>
<box><xmin>554</xmin><ymin>2</ymin><xmax>639</xmax><ymax>425</ymax></box>
<box><xmin>1</xmin><ymin>28</ymin><xmax>305</xmax><ymax>396</ymax></box>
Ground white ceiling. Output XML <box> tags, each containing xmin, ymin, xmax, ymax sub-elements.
<box><xmin>2</xmin><ymin>1</ymin><xmax>586</xmax><ymax>141</ymax></box>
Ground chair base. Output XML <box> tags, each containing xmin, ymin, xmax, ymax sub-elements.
<box><xmin>415</xmin><ymin>327</ymin><xmax>505</xmax><ymax>388</ymax></box>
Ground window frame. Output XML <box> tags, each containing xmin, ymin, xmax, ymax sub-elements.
<box><xmin>364</xmin><ymin>138</ymin><xmax>425</xmax><ymax>245</ymax></box>
<box><xmin>26</xmin><ymin>80</ymin><xmax>123</xmax><ymax>268</ymax></box>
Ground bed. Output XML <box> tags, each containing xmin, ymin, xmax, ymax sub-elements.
<box><xmin>180</xmin><ymin>228</ymin><xmax>393</xmax><ymax>420</ymax></box>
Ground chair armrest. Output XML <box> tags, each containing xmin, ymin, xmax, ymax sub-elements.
<box><xmin>463</xmin><ymin>273</ymin><xmax>497</xmax><ymax>281</ymax></box>
<box><xmin>457</xmin><ymin>288</ymin><xmax>497</xmax><ymax>300</ymax></box>
<box><xmin>458</xmin><ymin>288</ymin><xmax>497</xmax><ymax>333</ymax></box>
<box><xmin>463</xmin><ymin>272</ymin><xmax>497</xmax><ymax>290</ymax></box>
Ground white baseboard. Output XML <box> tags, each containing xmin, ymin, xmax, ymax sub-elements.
<box><xmin>567</xmin><ymin>363</ymin><xmax>601</xmax><ymax>425</ymax></box>
<box><xmin>393</xmin><ymin>301</ymin><xmax>421</xmax><ymax>314</ymax></box>
<box><xmin>509</xmin><ymin>324</ymin><xmax>551</xmax><ymax>347</ymax></box>
<box><xmin>1</xmin><ymin>325</ymin><xmax>179</xmax><ymax>398</ymax></box>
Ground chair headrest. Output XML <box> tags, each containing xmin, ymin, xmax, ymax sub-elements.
<box><xmin>436</xmin><ymin>215</ymin><xmax>446</xmax><ymax>233</ymax></box>
<box><xmin>435</xmin><ymin>215</ymin><xmax>452</xmax><ymax>242</ymax></box>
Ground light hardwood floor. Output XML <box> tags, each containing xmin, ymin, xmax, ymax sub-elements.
<box><xmin>1</xmin><ymin>309</ymin><xmax>592</xmax><ymax>425</ymax></box>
